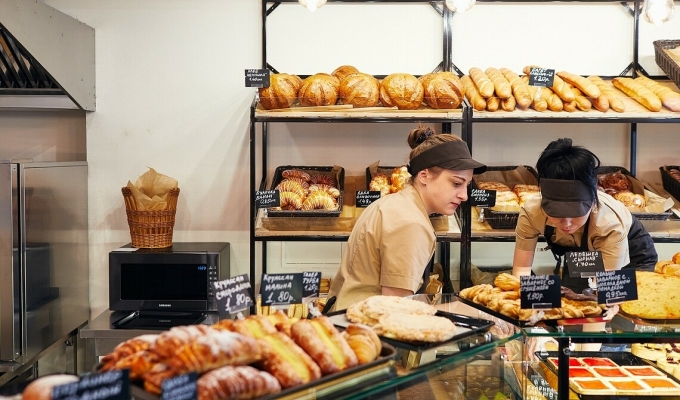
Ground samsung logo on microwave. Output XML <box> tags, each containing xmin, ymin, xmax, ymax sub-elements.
<box><xmin>159</xmin><ymin>304</ymin><xmax>171</xmax><ymax>307</ymax></box>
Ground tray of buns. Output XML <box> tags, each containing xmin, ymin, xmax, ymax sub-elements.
<box><xmin>365</xmin><ymin>164</ymin><xmax>410</xmax><ymax>196</ymax></box>
<box><xmin>597</xmin><ymin>166</ymin><xmax>673</xmax><ymax>221</ymax></box>
<box><xmin>96</xmin><ymin>314</ymin><xmax>398</xmax><ymax>400</ymax></box>
<box><xmin>660</xmin><ymin>165</ymin><xmax>680</xmax><ymax>202</ymax></box>
<box><xmin>537</xmin><ymin>351</ymin><xmax>680</xmax><ymax>398</ymax></box>
<box><xmin>327</xmin><ymin>295</ymin><xmax>494</xmax><ymax>353</ymax></box>
<box><xmin>471</xmin><ymin>165</ymin><xmax>539</xmax><ymax>229</ymax></box>
<box><xmin>267</xmin><ymin>165</ymin><xmax>345</xmax><ymax>218</ymax></box>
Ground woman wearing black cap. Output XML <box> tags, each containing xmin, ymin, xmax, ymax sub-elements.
<box><xmin>326</xmin><ymin>126</ymin><xmax>486</xmax><ymax>311</ymax></box>
<box><xmin>512</xmin><ymin>138</ymin><xmax>657</xmax><ymax>293</ymax></box>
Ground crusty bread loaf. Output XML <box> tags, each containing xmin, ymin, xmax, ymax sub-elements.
<box><xmin>587</xmin><ymin>75</ymin><xmax>626</xmax><ymax>112</ymax></box>
<box><xmin>22</xmin><ymin>375</ymin><xmax>80</xmax><ymax>400</ymax></box>
<box><xmin>418</xmin><ymin>71</ymin><xmax>463</xmax><ymax>109</ymax></box>
<box><xmin>557</xmin><ymin>71</ymin><xmax>601</xmax><ymax>98</ymax></box>
<box><xmin>612</xmin><ymin>77</ymin><xmax>662</xmax><ymax>112</ymax></box>
<box><xmin>379</xmin><ymin>73</ymin><xmax>423</xmax><ymax>110</ymax></box>
<box><xmin>331</xmin><ymin>65</ymin><xmax>360</xmax><ymax>82</ymax></box>
<box><xmin>469</xmin><ymin>67</ymin><xmax>495</xmax><ymax>98</ymax></box>
<box><xmin>461</xmin><ymin>75</ymin><xmax>487</xmax><ymax>111</ymax></box>
<box><xmin>500</xmin><ymin>67</ymin><xmax>531</xmax><ymax>109</ymax></box>
<box><xmin>258</xmin><ymin>73</ymin><xmax>301</xmax><ymax>110</ymax></box>
<box><xmin>523</xmin><ymin>81</ymin><xmax>548</xmax><ymax>112</ymax></box>
<box><xmin>485</xmin><ymin>67</ymin><xmax>512</xmax><ymax>99</ymax></box>
<box><xmin>339</xmin><ymin>72</ymin><xmax>380</xmax><ymax>108</ymax></box>
<box><xmin>500</xmin><ymin>95</ymin><xmax>516</xmax><ymax>111</ymax></box>
<box><xmin>299</xmin><ymin>73</ymin><xmax>340</xmax><ymax>107</ymax></box>
<box><xmin>523</xmin><ymin>65</ymin><xmax>576</xmax><ymax>102</ymax></box>
<box><xmin>486</xmin><ymin>95</ymin><xmax>500</xmax><ymax>111</ymax></box>
<box><xmin>634</xmin><ymin>75</ymin><xmax>680</xmax><ymax>112</ymax></box>
<box><xmin>563</xmin><ymin>100</ymin><xmax>577</xmax><ymax>112</ymax></box>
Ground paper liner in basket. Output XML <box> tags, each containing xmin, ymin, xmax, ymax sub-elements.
<box><xmin>125</xmin><ymin>168</ymin><xmax>179</xmax><ymax>211</ymax></box>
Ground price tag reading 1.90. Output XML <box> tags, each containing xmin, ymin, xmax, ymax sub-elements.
<box><xmin>520</xmin><ymin>275</ymin><xmax>561</xmax><ymax>310</ymax></box>
<box><xmin>260</xmin><ymin>273</ymin><xmax>304</xmax><ymax>306</ymax></box>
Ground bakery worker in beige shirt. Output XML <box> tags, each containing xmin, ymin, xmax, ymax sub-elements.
<box><xmin>327</xmin><ymin>126</ymin><xmax>486</xmax><ymax>311</ymax></box>
<box><xmin>513</xmin><ymin>138</ymin><xmax>657</xmax><ymax>294</ymax></box>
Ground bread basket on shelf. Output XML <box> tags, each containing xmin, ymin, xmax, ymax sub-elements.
<box><xmin>653</xmin><ymin>40</ymin><xmax>680</xmax><ymax>88</ymax></box>
<box><xmin>122</xmin><ymin>187</ymin><xmax>180</xmax><ymax>248</ymax></box>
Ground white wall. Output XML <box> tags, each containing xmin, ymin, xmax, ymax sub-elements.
<box><xmin>43</xmin><ymin>1</ymin><xmax>680</xmax><ymax>318</ymax></box>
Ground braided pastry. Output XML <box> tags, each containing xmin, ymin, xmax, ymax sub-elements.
<box><xmin>282</xmin><ymin>169</ymin><xmax>311</xmax><ymax>182</ymax></box>
<box><xmin>111</xmin><ymin>350</ymin><xmax>159</xmax><ymax>380</ymax></box>
<box><xmin>302</xmin><ymin>192</ymin><xmax>337</xmax><ymax>210</ymax></box>
<box><xmin>458</xmin><ymin>284</ymin><xmax>492</xmax><ymax>301</ymax></box>
<box><xmin>148</xmin><ymin>325</ymin><xmax>214</xmax><ymax>360</ymax></box>
<box><xmin>278</xmin><ymin>191</ymin><xmax>303</xmax><ymax>210</ymax></box>
<box><xmin>309</xmin><ymin>174</ymin><xmax>335</xmax><ymax>186</ymax></box>
<box><xmin>308</xmin><ymin>184</ymin><xmax>340</xmax><ymax>198</ymax></box>
<box><xmin>494</xmin><ymin>273</ymin><xmax>520</xmax><ymax>292</ymax></box>
<box><xmin>655</xmin><ymin>260</ymin><xmax>673</xmax><ymax>274</ymax></box>
<box><xmin>100</xmin><ymin>334</ymin><xmax>158</xmax><ymax>372</ymax></box>
<box><xmin>197</xmin><ymin>365</ymin><xmax>281</xmax><ymax>400</ymax></box>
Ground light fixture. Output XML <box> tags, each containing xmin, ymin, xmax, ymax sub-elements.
<box><xmin>445</xmin><ymin>0</ymin><xmax>476</xmax><ymax>13</ymax></box>
<box><xmin>642</xmin><ymin>0</ymin><xmax>675</xmax><ymax>26</ymax></box>
<box><xmin>299</xmin><ymin>0</ymin><xmax>327</xmax><ymax>12</ymax></box>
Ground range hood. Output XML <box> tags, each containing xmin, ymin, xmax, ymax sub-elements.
<box><xmin>0</xmin><ymin>0</ymin><xmax>94</xmax><ymax>111</ymax></box>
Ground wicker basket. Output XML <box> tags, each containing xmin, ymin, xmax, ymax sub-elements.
<box><xmin>660</xmin><ymin>165</ymin><xmax>680</xmax><ymax>201</ymax></box>
<box><xmin>654</xmin><ymin>40</ymin><xmax>680</xmax><ymax>88</ymax></box>
<box><xmin>122</xmin><ymin>187</ymin><xmax>180</xmax><ymax>248</ymax></box>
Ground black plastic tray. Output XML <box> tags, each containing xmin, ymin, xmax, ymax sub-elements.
<box><xmin>268</xmin><ymin>165</ymin><xmax>345</xmax><ymax>217</ymax></box>
<box><xmin>327</xmin><ymin>309</ymin><xmax>494</xmax><ymax>352</ymax></box>
<box><xmin>455</xmin><ymin>294</ymin><xmax>606</xmax><ymax>328</ymax></box>
<box><xmin>654</xmin><ymin>40</ymin><xmax>680</xmax><ymax>89</ymax></box>
<box><xmin>660</xmin><ymin>165</ymin><xmax>680</xmax><ymax>202</ymax></box>
<box><xmin>126</xmin><ymin>342</ymin><xmax>396</xmax><ymax>400</ymax></box>
<box><xmin>597</xmin><ymin>166</ymin><xmax>673</xmax><ymax>221</ymax></box>
<box><xmin>536</xmin><ymin>350</ymin><xmax>680</xmax><ymax>399</ymax></box>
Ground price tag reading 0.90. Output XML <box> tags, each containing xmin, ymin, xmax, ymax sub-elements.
<box><xmin>260</xmin><ymin>273</ymin><xmax>303</xmax><ymax>306</ymax></box>
<box><xmin>596</xmin><ymin>269</ymin><xmax>638</xmax><ymax>305</ymax></box>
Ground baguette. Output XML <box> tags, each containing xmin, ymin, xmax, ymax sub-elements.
<box><xmin>486</xmin><ymin>95</ymin><xmax>500</xmax><ymax>111</ymax></box>
<box><xmin>523</xmin><ymin>80</ymin><xmax>548</xmax><ymax>112</ymax></box>
<box><xmin>634</xmin><ymin>75</ymin><xmax>680</xmax><ymax>111</ymax></box>
<box><xmin>591</xmin><ymin>94</ymin><xmax>610</xmax><ymax>112</ymax></box>
<box><xmin>548</xmin><ymin>93</ymin><xmax>564</xmax><ymax>112</ymax></box>
<box><xmin>501</xmin><ymin>95</ymin><xmax>516</xmax><ymax>111</ymax></box>
<box><xmin>461</xmin><ymin>75</ymin><xmax>487</xmax><ymax>111</ymax></box>
<box><xmin>588</xmin><ymin>75</ymin><xmax>625</xmax><ymax>112</ymax></box>
<box><xmin>485</xmin><ymin>67</ymin><xmax>512</xmax><ymax>99</ymax></box>
<box><xmin>569</xmin><ymin>87</ymin><xmax>592</xmax><ymax>111</ymax></box>
<box><xmin>469</xmin><ymin>67</ymin><xmax>495</xmax><ymax>98</ymax></box>
<box><xmin>522</xmin><ymin>65</ymin><xmax>575</xmax><ymax>102</ymax></box>
<box><xmin>500</xmin><ymin>67</ymin><xmax>532</xmax><ymax>108</ymax></box>
<box><xmin>557</xmin><ymin>71</ymin><xmax>601</xmax><ymax>98</ymax></box>
<box><xmin>563</xmin><ymin>100</ymin><xmax>577</xmax><ymax>112</ymax></box>
<box><xmin>612</xmin><ymin>77</ymin><xmax>662</xmax><ymax>112</ymax></box>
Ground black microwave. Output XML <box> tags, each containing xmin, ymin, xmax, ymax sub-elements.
<box><xmin>109</xmin><ymin>242</ymin><xmax>229</xmax><ymax>312</ymax></box>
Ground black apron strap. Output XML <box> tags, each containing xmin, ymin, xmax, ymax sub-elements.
<box><xmin>416</xmin><ymin>257</ymin><xmax>434</xmax><ymax>294</ymax></box>
<box><xmin>544</xmin><ymin>219</ymin><xmax>591</xmax><ymax>293</ymax></box>
<box><xmin>623</xmin><ymin>215</ymin><xmax>657</xmax><ymax>271</ymax></box>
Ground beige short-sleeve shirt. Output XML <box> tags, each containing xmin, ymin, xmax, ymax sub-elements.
<box><xmin>328</xmin><ymin>185</ymin><xmax>436</xmax><ymax>310</ymax></box>
<box><xmin>515</xmin><ymin>191</ymin><xmax>632</xmax><ymax>271</ymax></box>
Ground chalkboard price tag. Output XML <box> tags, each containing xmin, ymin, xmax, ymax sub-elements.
<box><xmin>245</xmin><ymin>69</ymin><xmax>270</xmax><ymax>88</ymax></box>
<box><xmin>52</xmin><ymin>369</ymin><xmax>130</xmax><ymax>400</ymax></box>
<box><xmin>566</xmin><ymin>251</ymin><xmax>605</xmax><ymax>278</ymax></box>
<box><xmin>596</xmin><ymin>269</ymin><xmax>638</xmax><ymax>305</ymax></box>
<box><xmin>469</xmin><ymin>188</ymin><xmax>496</xmax><ymax>207</ymax></box>
<box><xmin>520</xmin><ymin>275</ymin><xmax>561</xmax><ymax>309</ymax></box>
<box><xmin>214</xmin><ymin>274</ymin><xmax>253</xmax><ymax>318</ymax></box>
<box><xmin>261</xmin><ymin>273</ymin><xmax>303</xmax><ymax>306</ymax></box>
<box><xmin>530</xmin><ymin>374</ymin><xmax>558</xmax><ymax>400</ymax></box>
<box><xmin>255</xmin><ymin>190</ymin><xmax>280</xmax><ymax>208</ymax></box>
<box><xmin>302</xmin><ymin>271</ymin><xmax>321</xmax><ymax>298</ymax></box>
<box><xmin>528</xmin><ymin>68</ymin><xmax>555</xmax><ymax>87</ymax></box>
<box><xmin>160</xmin><ymin>372</ymin><xmax>198</xmax><ymax>400</ymax></box>
<box><xmin>356</xmin><ymin>191</ymin><xmax>381</xmax><ymax>208</ymax></box>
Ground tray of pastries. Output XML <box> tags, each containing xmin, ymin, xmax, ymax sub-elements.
<box><xmin>327</xmin><ymin>295</ymin><xmax>494</xmax><ymax>353</ymax></box>
<box><xmin>95</xmin><ymin>312</ymin><xmax>397</xmax><ymax>400</ymax></box>
<box><xmin>267</xmin><ymin>165</ymin><xmax>345</xmax><ymax>218</ymax></box>
<box><xmin>537</xmin><ymin>351</ymin><xmax>680</xmax><ymax>398</ymax></box>
<box><xmin>597</xmin><ymin>166</ymin><xmax>673</xmax><ymax>221</ymax></box>
<box><xmin>457</xmin><ymin>273</ymin><xmax>607</xmax><ymax>327</ymax></box>
<box><xmin>632</xmin><ymin>343</ymin><xmax>680</xmax><ymax>382</ymax></box>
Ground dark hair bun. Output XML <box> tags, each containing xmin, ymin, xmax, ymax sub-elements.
<box><xmin>407</xmin><ymin>126</ymin><xmax>436</xmax><ymax>149</ymax></box>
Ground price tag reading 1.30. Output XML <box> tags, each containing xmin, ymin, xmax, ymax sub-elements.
<box><xmin>520</xmin><ymin>275</ymin><xmax>561</xmax><ymax>310</ymax></box>
<box><xmin>214</xmin><ymin>274</ymin><xmax>253</xmax><ymax>318</ymax></box>
<box><xmin>596</xmin><ymin>269</ymin><xmax>638</xmax><ymax>305</ymax></box>
<box><xmin>261</xmin><ymin>273</ymin><xmax>303</xmax><ymax>306</ymax></box>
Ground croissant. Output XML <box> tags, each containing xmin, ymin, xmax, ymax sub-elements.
<box><xmin>257</xmin><ymin>331</ymin><xmax>322</xmax><ymax>388</ymax></box>
<box><xmin>278</xmin><ymin>191</ymin><xmax>303</xmax><ymax>210</ymax></box>
<box><xmin>282</xmin><ymin>169</ymin><xmax>311</xmax><ymax>182</ymax></box>
<box><xmin>309</xmin><ymin>174</ymin><xmax>335</xmax><ymax>186</ymax></box>
<box><xmin>301</xmin><ymin>192</ymin><xmax>337</xmax><ymax>211</ymax></box>
<box><xmin>112</xmin><ymin>350</ymin><xmax>159</xmax><ymax>380</ymax></box>
<box><xmin>148</xmin><ymin>325</ymin><xmax>214</xmax><ymax>360</ymax></box>
<box><xmin>341</xmin><ymin>323</ymin><xmax>382</xmax><ymax>365</ymax></box>
<box><xmin>614</xmin><ymin>190</ymin><xmax>646</xmax><ymax>208</ymax></box>
<box><xmin>266</xmin><ymin>310</ymin><xmax>293</xmax><ymax>336</ymax></box>
<box><xmin>197</xmin><ymin>365</ymin><xmax>281</xmax><ymax>400</ymax></box>
<box><xmin>308</xmin><ymin>184</ymin><xmax>340</xmax><ymax>198</ymax></box>
<box><xmin>280</xmin><ymin>177</ymin><xmax>309</xmax><ymax>190</ymax></box>
<box><xmin>100</xmin><ymin>334</ymin><xmax>158</xmax><ymax>371</ymax></box>
<box><xmin>291</xmin><ymin>317</ymin><xmax>358</xmax><ymax>375</ymax></box>
<box><xmin>144</xmin><ymin>331</ymin><xmax>262</xmax><ymax>395</ymax></box>
<box><xmin>231</xmin><ymin>315</ymin><xmax>278</xmax><ymax>338</ymax></box>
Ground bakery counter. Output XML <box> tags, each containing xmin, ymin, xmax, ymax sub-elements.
<box><xmin>255</xmin><ymin>175</ymin><xmax>462</xmax><ymax>241</ymax></box>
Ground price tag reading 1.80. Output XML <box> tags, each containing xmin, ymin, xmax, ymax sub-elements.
<box><xmin>214</xmin><ymin>274</ymin><xmax>253</xmax><ymax>318</ymax></box>
<box><xmin>260</xmin><ymin>273</ymin><xmax>303</xmax><ymax>306</ymax></box>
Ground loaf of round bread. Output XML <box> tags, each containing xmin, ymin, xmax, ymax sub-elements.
<box><xmin>379</xmin><ymin>73</ymin><xmax>424</xmax><ymax>110</ymax></box>
<box><xmin>22</xmin><ymin>374</ymin><xmax>79</xmax><ymax>400</ymax></box>
<box><xmin>298</xmin><ymin>73</ymin><xmax>340</xmax><ymax>107</ymax></box>
<box><xmin>331</xmin><ymin>65</ymin><xmax>360</xmax><ymax>82</ymax></box>
<box><xmin>338</xmin><ymin>72</ymin><xmax>380</xmax><ymax>108</ymax></box>
<box><xmin>258</xmin><ymin>73</ymin><xmax>301</xmax><ymax>110</ymax></box>
<box><xmin>419</xmin><ymin>72</ymin><xmax>463</xmax><ymax>109</ymax></box>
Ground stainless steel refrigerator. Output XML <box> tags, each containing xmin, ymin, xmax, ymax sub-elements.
<box><xmin>0</xmin><ymin>160</ymin><xmax>89</xmax><ymax>378</ymax></box>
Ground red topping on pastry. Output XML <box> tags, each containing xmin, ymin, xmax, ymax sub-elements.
<box><xmin>549</xmin><ymin>357</ymin><xmax>582</xmax><ymax>367</ymax></box>
<box><xmin>575</xmin><ymin>380</ymin><xmax>609</xmax><ymax>390</ymax></box>
<box><xmin>610</xmin><ymin>380</ymin><xmax>645</xmax><ymax>391</ymax></box>
<box><xmin>594</xmin><ymin>367</ymin><xmax>628</xmax><ymax>377</ymax></box>
<box><xmin>624</xmin><ymin>367</ymin><xmax>664</xmax><ymax>377</ymax></box>
<box><xmin>642</xmin><ymin>379</ymin><xmax>680</xmax><ymax>389</ymax></box>
<box><xmin>569</xmin><ymin>367</ymin><xmax>596</xmax><ymax>378</ymax></box>
<box><xmin>580</xmin><ymin>357</ymin><xmax>618</xmax><ymax>367</ymax></box>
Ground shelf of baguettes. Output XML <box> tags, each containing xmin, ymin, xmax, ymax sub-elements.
<box><xmin>253</xmin><ymin>102</ymin><xmax>465</xmax><ymax>121</ymax></box>
<box><xmin>255</xmin><ymin>175</ymin><xmax>461</xmax><ymax>238</ymax></box>
<box><xmin>470</xmin><ymin>76</ymin><xmax>680</xmax><ymax>121</ymax></box>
